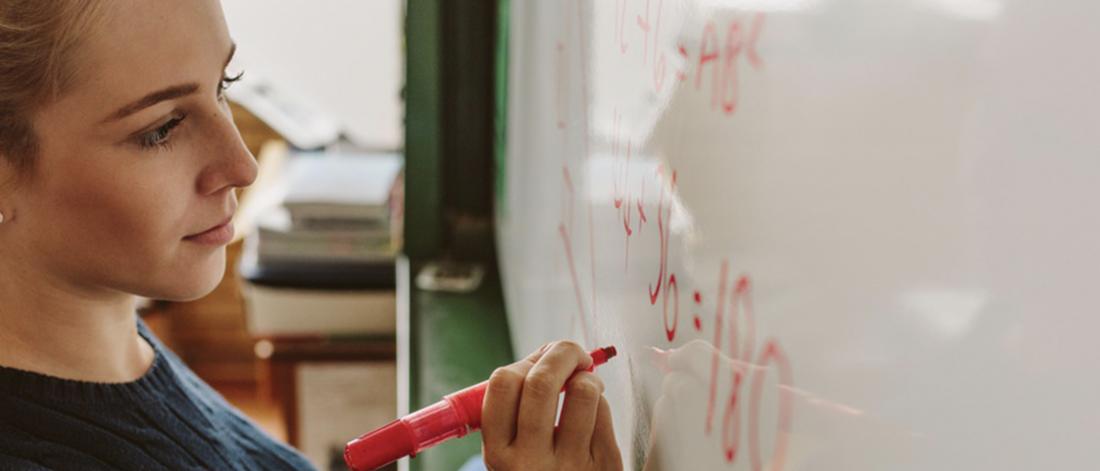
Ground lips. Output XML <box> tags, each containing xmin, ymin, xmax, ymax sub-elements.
<box><xmin>185</xmin><ymin>215</ymin><xmax>233</xmax><ymax>239</ymax></box>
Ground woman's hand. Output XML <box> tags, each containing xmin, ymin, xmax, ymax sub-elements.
<box><xmin>481</xmin><ymin>341</ymin><xmax>623</xmax><ymax>471</ymax></box>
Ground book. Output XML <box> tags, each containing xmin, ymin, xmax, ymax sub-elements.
<box><xmin>239</xmin><ymin>243</ymin><xmax>397</xmax><ymax>336</ymax></box>
<box><xmin>241</xmin><ymin>282</ymin><xmax>396</xmax><ymax>336</ymax></box>
<box><xmin>282</xmin><ymin>152</ymin><xmax>403</xmax><ymax>228</ymax></box>
<box><xmin>253</xmin><ymin>206</ymin><xmax>395</xmax><ymax>265</ymax></box>
<box><xmin>239</xmin><ymin>239</ymin><xmax>396</xmax><ymax>290</ymax></box>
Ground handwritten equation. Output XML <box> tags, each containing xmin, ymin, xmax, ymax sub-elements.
<box><xmin>561</xmin><ymin>160</ymin><xmax>793</xmax><ymax>469</ymax></box>
<box><xmin>551</xmin><ymin>1</ymin><xmax>791</xmax><ymax>469</ymax></box>
<box><xmin>622</xmin><ymin>0</ymin><xmax>766</xmax><ymax>112</ymax></box>
<box><xmin>557</xmin><ymin>1</ymin><xmax>766</xmax><ymax>127</ymax></box>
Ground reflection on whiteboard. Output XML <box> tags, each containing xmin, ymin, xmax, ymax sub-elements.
<box><xmin>498</xmin><ymin>0</ymin><xmax>1100</xmax><ymax>469</ymax></box>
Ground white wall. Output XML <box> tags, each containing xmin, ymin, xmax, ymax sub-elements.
<box><xmin>220</xmin><ymin>0</ymin><xmax>403</xmax><ymax>149</ymax></box>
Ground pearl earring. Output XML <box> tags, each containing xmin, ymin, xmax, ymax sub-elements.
<box><xmin>0</xmin><ymin>211</ymin><xmax>5</xmax><ymax>224</ymax></box>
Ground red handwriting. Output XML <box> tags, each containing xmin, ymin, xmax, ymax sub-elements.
<box><xmin>749</xmin><ymin>340</ymin><xmax>793</xmax><ymax>471</ymax></box>
<box><xmin>619</xmin><ymin>0</ymin><xmax>767</xmax><ymax>116</ymax></box>
<box><xmin>695</xmin><ymin>16</ymin><xmax>766</xmax><ymax>115</ymax></box>
<box><xmin>706</xmin><ymin>261</ymin><xmax>731</xmax><ymax>435</ymax></box>
<box><xmin>556</xmin><ymin>4</ymin><xmax>790</xmax><ymax>467</ymax></box>
<box><xmin>635</xmin><ymin>0</ymin><xmax>667</xmax><ymax>91</ymax></box>
<box><xmin>693</xmin><ymin>290</ymin><xmax>703</xmax><ymax>331</ymax></box>
<box><xmin>636</xmin><ymin>0</ymin><xmax>653</xmax><ymax>65</ymax></box>
<box><xmin>720</xmin><ymin>275</ymin><xmax>754</xmax><ymax>463</ymax></box>
<box><xmin>612</xmin><ymin>109</ymin><xmax>647</xmax><ymax>269</ymax></box>
<box><xmin>648</xmin><ymin>166</ymin><xmax>676</xmax><ymax>305</ymax></box>
<box><xmin>615</xmin><ymin>0</ymin><xmax>630</xmax><ymax>54</ymax></box>
<box><xmin>555</xmin><ymin>0</ymin><xmax>603</xmax><ymax>348</ymax></box>
<box><xmin>663</xmin><ymin>273</ymin><xmax>680</xmax><ymax>341</ymax></box>
<box><xmin>559</xmin><ymin>164</ymin><xmax>594</xmax><ymax>347</ymax></box>
<box><xmin>692</xmin><ymin>262</ymin><xmax>792</xmax><ymax>469</ymax></box>
<box><xmin>697</xmin><ymin>21</ymin><xmax>720</xmax><ymax>93</ymax></box>
<box><xmin>558</xmin><ymin>222</ymin><xmax>593</xmax><ymax>347</ymax></box>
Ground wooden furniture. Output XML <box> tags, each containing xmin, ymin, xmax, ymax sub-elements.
<box><xmin>253</xmin><ymin>336</ymin><xmax>396</xmax><ymax>448</ymax></box>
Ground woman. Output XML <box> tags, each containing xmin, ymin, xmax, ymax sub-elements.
<box><xmin>0</xmin><ymin>1</ymin><xmax>622</xmax><ymax>470</ymax></box>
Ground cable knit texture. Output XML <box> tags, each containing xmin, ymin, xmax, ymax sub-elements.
<box><xmin>0</xmin><ymin>318</ymin><xmax>316</xmax><ymax>470</ymax></box>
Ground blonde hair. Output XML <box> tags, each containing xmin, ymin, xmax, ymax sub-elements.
<box><xmin>0</xmin><ymin>1</ymin><xmax>103</xmax><ymax>174</ymax></box>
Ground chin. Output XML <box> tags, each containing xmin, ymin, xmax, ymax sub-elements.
<box><xmin>152</xmin><ymin>272</ymin><xmax>226</xmax><ymax>302</ymax></box>
<box><xmin>149</xmin><ymin>249</ymin><xmax>228</xmax><ymax>301</ymax></box>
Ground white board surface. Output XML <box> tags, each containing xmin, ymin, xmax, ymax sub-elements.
<box><xmin>496</xmin><ymin>0</ymin><xmax>1100</xmax><ymax>469</ymax></box>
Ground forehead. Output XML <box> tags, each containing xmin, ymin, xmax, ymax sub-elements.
<box><xmin>68</xmin><ymin>0</ymin><xmax>232</xmax><ymax>105</ymax></box>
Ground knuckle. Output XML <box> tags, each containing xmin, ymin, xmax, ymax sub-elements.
<box><xmin>566</xmin><ymin>373</ymin><xmax>603</xmax><ymax>399</ymax></box>
<box><xmin>554</xmin><ymin>339</ymin><xmax>584</xmax><ymax>354</ymax></box>
<box><xmin>484</xmin><ymin>447</ymin><xmax>536</xmax><ymax>471</ymax></box>
<box><xmin>488</xmin><ymin>367</ymin><xmax>523</xmax><ymax>391</ymax></box>
<box><xmin>524</xmin><ymin>371</ymin><xmax>559</xmax><ymax>399</ymax></box>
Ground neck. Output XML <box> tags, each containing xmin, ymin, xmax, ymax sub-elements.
<box><xmin>0</xmin><ymin>261</ymin><xmax>155</xmax><ymax>383</ymax></box>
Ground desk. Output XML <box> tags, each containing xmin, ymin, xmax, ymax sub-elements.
<box><xmin>254</xmin><ymin>336</ymin><xmax>396</xmax><ymax>448</ymax></box>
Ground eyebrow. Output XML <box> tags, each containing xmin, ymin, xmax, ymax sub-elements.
<box><xmin>103</xmin><ymin>43</ymin><xmax>237</xmax><ymax>123</ymax></box>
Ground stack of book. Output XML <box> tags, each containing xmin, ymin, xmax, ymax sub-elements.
<box><xmin>239</xmin><ymin>152</ymin><xmax>404</xmax><ymax>337</ymax></box>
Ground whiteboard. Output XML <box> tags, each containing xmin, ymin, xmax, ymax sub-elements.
<box><xmin>496</xmin><ymin>0</ymin><xmax>1100</xmax><ymax>469</ymax></box>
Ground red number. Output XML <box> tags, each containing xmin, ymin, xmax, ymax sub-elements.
<box><xmin>722</xmin><ymin>275</ymin><xmax>753</xmax><ymax>462</ymax></box>
<box><xmin>749</xmin><ymin>340</ymin><xmax>793</xmax><ymax>471</ymax></box>
<box><xmin>705</xmin><ymin>260</ymin><xmax>731</xmax><ymax>435</ymax></box>
<box><xmin>720</xmin><ymin>20</ymin><xmax>743</xmax><ymax>115</ymax></box>
<box><xmin>732</xmin><ymin>276</ymin><xmax>756</xmax><ymax>363</ymax></box>
<box><xmin>648</xmin><ymin>167</ymin><xmax>675</xmax><ymax>305</ymax></box>
<box><xmin>696</xmin><ymin>21</ymin><xmax>720</xmax><ymax>97</ymax></box>
<box><xmin>699</xmin><ymin>269</ymin><xmax>791</xmax><ymax>470</ymax></box>
<box><xmin>722</xmin><ymin>370</ymin><xmax>744</xmax><ymax>462</ymax></box>
<box><xmin>663</xmin><ymin>273</ymin><xmax>680</xmax><ymax>341</ymax></box>
<box><xmin>651</xmin><ymin>0</ymin><xmax>666</xmax><ymax>92</ymax></box>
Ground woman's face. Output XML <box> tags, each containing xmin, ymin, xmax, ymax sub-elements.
<box><xmin>9</xmin><ymin>0</ymin><xmax>256</xmax><ymax>301</ymax></box>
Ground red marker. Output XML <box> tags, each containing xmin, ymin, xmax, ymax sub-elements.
<box><xmin>344</xmin><ymin>346</ymin><xmax>618</xmax><ymax>471</ymax></box>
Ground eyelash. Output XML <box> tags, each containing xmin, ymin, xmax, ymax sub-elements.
<box><xmin>218</xmin><ymin>70</ymin><xmax>244</xmax><ymax>100</ymax></box>
<box><xmin>136</xmin><ymin>70</ymin><xmax>245</xmax><ymax>150</ymax></box>
<box><xmin>138</xmin><ymin>113</ymin><xmax>186</xmax><ymax>150</ymax></box>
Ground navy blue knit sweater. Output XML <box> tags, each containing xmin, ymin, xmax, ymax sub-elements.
<box><xmin>0</xmin><ymin>319</ymin><xmax>316</xmax><ymax>470</ymax></box>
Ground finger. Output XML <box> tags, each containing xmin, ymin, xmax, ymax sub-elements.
<box><xmin>516</xmin><ymin>341</ymin><xmax>593</xmax><ymax>447</ymax></box>
<box><xmin>481</xmin><ymin>360</ymin><xmax>537</xmax><ymax>449</ymax></box>
<box><xmin>591</xmin><ymin>397</ymin><xmax>622</xmax><ymax>467</ymax></box>
<box><xmin>554</xmin><ymin>371</ymin><xmax>604</xmax><ymax>458</ymax></box>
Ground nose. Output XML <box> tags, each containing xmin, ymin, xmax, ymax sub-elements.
<box><xmin>195</xmin><ymin>109</ymin><xmax>259</xmax><ymax>196</ymax></box>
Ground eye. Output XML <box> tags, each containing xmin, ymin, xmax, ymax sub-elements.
<box><xmin>217</xmin><ymin>70</ymin><xmax>244</xmax><ymax>101</ymax></box>
<box><xmin>137</xmin><ymin>113</ymin><xmax>186</xmax><ymax>150</ymax></box>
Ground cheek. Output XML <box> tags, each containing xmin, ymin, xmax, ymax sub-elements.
<box><xmin>45</xmin><ymin>158</ymin><xmax>192</xmax><ymax>269</ymax></box>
